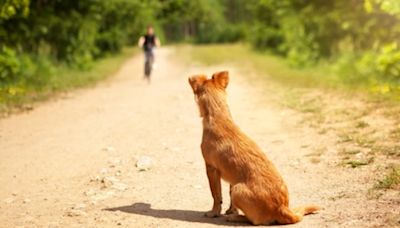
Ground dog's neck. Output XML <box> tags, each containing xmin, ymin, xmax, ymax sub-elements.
<box><xmin>198</xmin><ymin>93</ymin><xmax>233</xmax><ymax>129</ymax></box>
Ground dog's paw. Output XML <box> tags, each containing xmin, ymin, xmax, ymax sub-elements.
<box><xmin>204</xmin><ymin>210</ymin><xmax>220</xmax><ymax>218</ymax></box>
<box><xmin>225</xmin><ymin>207</ymin><xmax>238</xmax><ymax>215</ymax></box>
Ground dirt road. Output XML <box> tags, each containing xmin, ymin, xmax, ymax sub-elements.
<box><xmin>0</xmin><ymin>47</ymin><xmax>398</xmax><ymax>227</ymax></box>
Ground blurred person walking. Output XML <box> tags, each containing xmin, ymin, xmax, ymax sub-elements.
<box><xmin>138</xmin><ymin>25</ymin><xmax>161</xmax><ymax>83</ymax></box>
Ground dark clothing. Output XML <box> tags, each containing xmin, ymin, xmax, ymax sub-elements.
<box><xmin>143</xmin><ymin>34</ymin><xmax>156</xmax><ymax>52</ymax></box>
<box><xmin>144</xmin><ymin>49</ymin><xmax>154</xmax><ymax>65</ymax></box>
<box><xmin>144</xmin><ymin>50</ymin><xmax>154</xmax><ymax>77</ymax></box>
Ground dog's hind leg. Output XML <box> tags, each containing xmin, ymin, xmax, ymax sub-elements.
<box><xmin>225</xmin><ymin>185</ymin><xmax>239</xmax><ymax>215</ymax></box>
<box><xmin>230</xmin><ymin>183</ymin><xmax>272</xmax><ymax>225</ymax></box>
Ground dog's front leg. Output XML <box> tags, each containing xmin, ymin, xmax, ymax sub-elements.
<box><xmin>204</xmin><ymin>164</ymin><xmax>222</xmax><ymax>218</ymax></box>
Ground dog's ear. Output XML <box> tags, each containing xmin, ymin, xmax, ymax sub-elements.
<box><xmin>188</xmin><ymin>75</ymin><xmax>206</xmax><ymax>94</ymax></box>
<box><xmin>212</xmin><ymin>71</ymin><xmax>229</xmax><ymax>89</ymax></box>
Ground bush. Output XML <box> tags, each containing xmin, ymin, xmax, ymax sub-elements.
<box><xmin>0</xmin><ymin>46</ymin><xmax>21</xmax><ymax>82</ymax></box>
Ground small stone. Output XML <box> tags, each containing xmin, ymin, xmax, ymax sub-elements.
<box><xmin>192</xmin><ymin>185</ymin><xmax>202</xmax><ymax>189</ymax></box>
<box><xmin>136</xmin><ymin>156</ymin><xmax>152</xmax><ymax>171</ymax></box>
<box><xmin>112</xmin><ymin>183</ymin><xmax>128</xmax><ymax>191</ymax></box>
<box><xmin>23</xmin><ymin>199</ymin><xmax>31</xmax><ymax>204</ymax></box>
<box><xmin>83</xmin><ymin>189</ymin><xmax>96</xmax><ymax>196</ymax></box>
<box><xmin>100</xmin><ymin>168</ymin><xmax>108</xmax><ymax>174</ymax></box>
<box><xmin>89</xmin><ymin>175</ymin><xmax>101</xmax><ymax>182</ymax></box>
<box><xmin>103</xmin><ymin>146</ymin><xmax>116</xmax><ymax>153</ymax></box>
<box><xmin>101</xmin><ymin>176</ymin><xmax>120</xmax><ymax>188</ymax></box>
<box><xmin>109</xmin><ymin>158</ymin><xmax>121</xmax><ymax>166</ymax></box>
<box><xmin>66</xmin><ymin>209</ymin><xmax>87</xmax><ymax>217</ymax></box>
<box><xmin>72</xmin><ymin>203</ymin><xmax>86</xmax><ymax>210</ymax></box>
<box><xmin>90</xmin><ymin>191</ymin><xmax>114</xmax><ymax>202</ymax></box>
<box><xmin>4</xmin><ymin>198</ymin><xmax>14</xmax><ymax>203</ymax></box>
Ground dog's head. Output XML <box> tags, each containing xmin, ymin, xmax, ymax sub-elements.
<box><xmin>188</xmin><ymin>71</ymin><xmax>230</xmax><ymax>118</ymax></box>
<box><xmin>188</xmin><ymin>71</ymin><xmax>229</xmax><ymax>95</ymax></box>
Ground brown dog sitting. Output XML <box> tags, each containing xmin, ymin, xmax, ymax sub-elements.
<box><xmin>188</xmin><ymin>71</ymin><xmax>320</xmax><ymax>225</ymax></box>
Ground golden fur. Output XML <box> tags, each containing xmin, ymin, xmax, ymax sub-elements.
<box><xmin>188</xmin><ymin>71</ymin><xmax>319</xmax><ymax>225</ymax></box>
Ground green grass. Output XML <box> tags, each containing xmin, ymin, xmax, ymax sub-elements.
<box><xmin>0</xmin><ymin>47</ymin><xmax>137</xmax><ymax>114</ymax></box>
<box><xmin>356</xmin><ymin>121</ymin><xmax>369</xmax><ymax>128</ymax></box>
<box><xmin>177</xmin><ymin>43</ymin><xmax>400</xmax><ymax>101</ymax></box>
<box><xmin>177</xmin><ymin>43</ymin><xmax>336</xmax><ymax>89</ymax></box>
<box><xmin>346</xmin><ymin>160</ymin><xmax>370</xmax><ymax>168</ymax></box>
<box><xmin>375</xmin><ymin>166</ymin><xmax>400</xmax><ymax>189</ymax></box>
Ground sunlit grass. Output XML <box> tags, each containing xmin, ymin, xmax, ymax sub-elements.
<box><xmin>177</xmin><ymin>43</ymin><xmax>339</xmax><ymax>89</ymax></box>
<box><xmin>177</xmin><ymin>43</ymin><xmax>400</xmax><ymax>101</ymax></box>
<box><xmin>375</xmin><ymin>166</ymin><xmax>400</xmax><ymax>189</ymax></box>
<box><xmin>0</xmin><ymin>47</ymin><xmax>137</xmax><ymax>114</ymax></box>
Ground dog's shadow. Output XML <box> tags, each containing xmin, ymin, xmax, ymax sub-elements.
<box><xmin>104</xmin><ymin>202</ymin><xmax>248</xmax><ymax>226</ymax></box>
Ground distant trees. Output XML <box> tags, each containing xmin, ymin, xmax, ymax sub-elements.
<box><xmin>1</xmin><ymin>0</ymin><xmax>400</xmax><ymax>84</ymax></box>
<box><xmin>0</xmin><ymin>0</ymin><xmax>159</xmax><ymax>83</ymax></box>
<box><xmin>206</xmin><ymin>0</ymin><xmax>399</xmax><ymax>83</ymax></box>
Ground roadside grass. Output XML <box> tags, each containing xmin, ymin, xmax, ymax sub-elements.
<box><xmin>0</xmin><ymin>47</ymin><xmax>137</xmax><ymax>115</ymax></box>
<box><xmin>177</xmin><ymin>43</ymin><xmax>400</xmax><ymax>99</ymax></box>
<box><xmin>345</xmin><ymin>159</ymin><xmax>373</xmax><ymax>168</ymax></box>
<box><xmin>375</xmin><ymin>165</ymin><xmax>400</xmax><ymax>190</ymax></box>
<box><xmin>177</xmin><ymin>43</ymin><xmax>338</xmax><ymax>89</ymax></box>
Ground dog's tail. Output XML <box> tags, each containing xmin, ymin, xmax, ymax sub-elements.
<box><xmin>292</xmin><ymin>205</ymin><xmax>320</xmax><ymax>216</ymax></box>
<box><xmin>276</xmin><ymin>205</ymin><xmax>320</xmax><ymax>224</ymax></box>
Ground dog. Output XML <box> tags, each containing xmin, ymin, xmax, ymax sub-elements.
<box><xmin>188</xmin><ymin>71</ymin><xmax>320</xmax><ymax>225</ymax></box>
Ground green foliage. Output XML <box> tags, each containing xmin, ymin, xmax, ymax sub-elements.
<box><xmin>0</xmin><ymin>0</ymin><xmax>153</xmax><ymax>109</ymax></box>
<box><xmin>0</xmin><ymin>0</ymin><xmax>29</xmax><ymax>19</ymax></box>
<box><xmin>0</xmin><ymin>46</ymin><xmax>21</xmax><ymax>81</ymax></box>
<box><xmin>224</xmin><ymin>0</ymin><xmax>400</xmax><ymax>94</ymax></box>
<box><xmin>158</xmin><ymin>0</ymin><xmax>242</xmax><ymax>43</ymax></box>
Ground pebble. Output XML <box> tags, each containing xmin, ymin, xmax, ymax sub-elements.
<box><xmin>90</xmin><ymin>191</ymin><xmax>115</xmax><ymax>202</ymax></box>
<box><xmin>23</xmin><ymin>199</ymin><xmax>31</xmax><ymax>204</ymax></box>
<box><xmin>192</xmin><ymin>185</ymin><xmax>202</xmax><ymax>189</ymax></box>
<box><xmin>136</xmin><ymin>156</ymin><xmax>153</xmax><ymax>171</ymax></box>
<box><xmin>72</xmin><ymin>203</ymin><xmax>86</xmax><ymax>210</ymax></box>
<box><xmin>103</xmin><ymin>146</ymin><xmax>116</xmax><ymax>153</ymax></box>
<box><xmin>100</xmin><ymin>168</ymin><xmax>108</xmax><ymax>174</ymax></box>
<box><xmin>65</xmin><ymin>204</ymin><xmax>88</xmax><ymax>217</ymax></box>
<box><xmin>109</xmin><ymin>158</ymin><xmax>122</xmax><ymax>166</ymax></box>
<box><xmin>4</xmin><ymin>198</ymin><xmax>14</xmax><ymax>203</ymax></box>
<box><xmin>112</xmin><ymin>183</ymin><xmax>128</xmax><ymax>191</ymax></box>
<box><xmin>66</xmin><ymin>209</ymin><xmax>87</xmax><ymax>217</ymax></box>
<box><xmin>101</xmin><ymin>176</ymin><xmax>120</xmax><ymax>188</ymax></box>
<box><xmin>84</xmin><ymin>189</ymin><xmax>97</xmax><ymax>196</ymax></box>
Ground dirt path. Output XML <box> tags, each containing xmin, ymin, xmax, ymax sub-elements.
<box><xmin>0</xmin><ymin>47</ymin><xmax>398</xmax><ymax>228</ymax></box>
